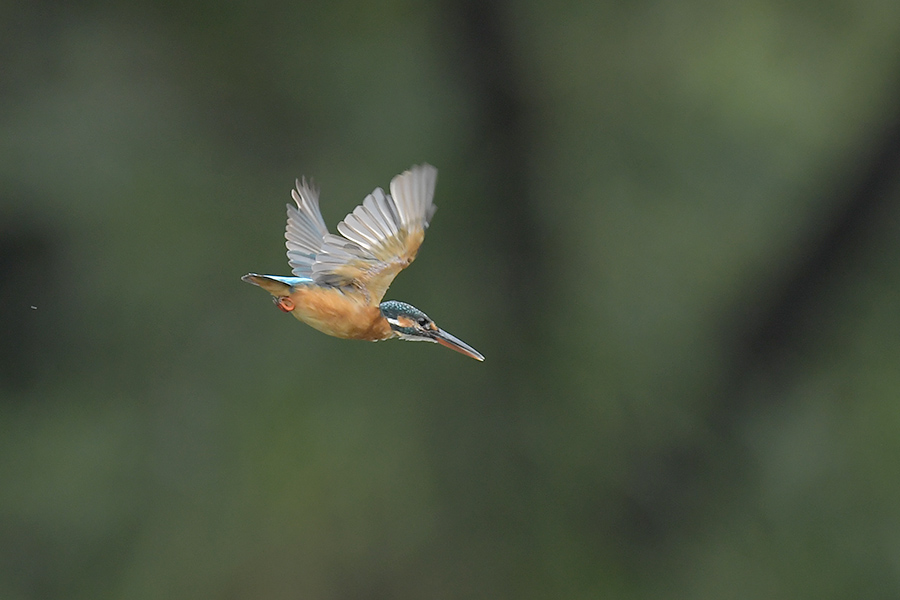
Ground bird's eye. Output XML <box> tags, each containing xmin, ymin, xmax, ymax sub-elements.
<box><xmin>417</xmin><ymin>317</ymin><xmax>429</xmax><ymax>327</ymax></box>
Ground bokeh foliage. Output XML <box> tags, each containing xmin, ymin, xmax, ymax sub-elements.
<box><xmin>3</xmin><ymin>1</ymin><xmax>900</xmax><ymax>598</ymax></box>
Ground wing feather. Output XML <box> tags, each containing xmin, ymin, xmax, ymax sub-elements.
<box><xmin>277</xmin><ymin>165</ymin><xmax>438</xmax><ymax>303</ymax></box>
<box><xmin>369</xmin><ymin>188</ymin><xmax>401</xmax><ymax>235</ymax></box>
<box><xmin>362</xmin><ymin>190</ymin><xmax>397</xmax><ymax>237</ymax></box>
<box><xmin>353</xmin><ymin>208</ymin><xmax>385</xmax><ymax>241</ymax></box>
<box><xmin>311</xmin><ymin>164</ymin><xmax>438</xmax><ymax>303</ymax></box>
<box><xmin>336</xmin><ymin>218</ymin><xmax>376</xmax><ymax>249</ymax></box>
<box><xmin>285</xmin><ymin>178</ymin><xmax>329</xmax><ymax>277</ymax></box>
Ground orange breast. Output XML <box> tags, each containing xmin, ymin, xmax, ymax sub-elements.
<box><xmin>287</xmin><ymin>286</ymin><xmax>393</xmax><ymax>341</ymax></box>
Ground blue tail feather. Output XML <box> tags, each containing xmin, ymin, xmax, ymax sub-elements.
<box><xmin>241</xmin><ymin>273</ymin><xmax>313</xmax><ymax>296</ymax></box>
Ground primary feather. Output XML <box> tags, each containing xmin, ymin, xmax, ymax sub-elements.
<box><xmin>285</xmin><ymin>177</ymin><xmax>329</xmax><ymax>278</ymax></box>
<box><xmin>283</xmin><ymin>164</ymin><xmax>439</xmax><ymax>304</ymax></box>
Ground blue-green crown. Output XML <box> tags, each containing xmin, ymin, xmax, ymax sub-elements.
<box><xmin>379</xmin><ymin>300</ymin><xmax>432</xmax><ymax>335</ymax></box>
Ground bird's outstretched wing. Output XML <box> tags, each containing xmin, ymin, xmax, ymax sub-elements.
<box><xmin>285</xmin><ymin>177</ymin><xmax>329</xmax><ymax>279</ymax></box>
<box><xmin>284</xmin><ymin>164</ymin><xmax>438</xmax><ymax>304</ymax></box>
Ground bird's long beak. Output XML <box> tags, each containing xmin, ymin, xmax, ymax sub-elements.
<box><xmin>433</xmin><ymin>328</ymin><xmax>484</xmax><ymax>361</ymax></box>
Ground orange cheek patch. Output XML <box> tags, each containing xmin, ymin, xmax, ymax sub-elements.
<box><xmin>397</xmin><ymin>316</ymin><xmax>415</xmax><ymax>329</ymax></box>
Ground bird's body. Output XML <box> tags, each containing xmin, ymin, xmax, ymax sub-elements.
<box><xmin>243</xmin><ymin>274</ymin><xmax>391</xmax><ymax>340</ymax></box>
<box><xmin>289</xmin><ymin>287</ymin><xmax>390</xmax><ymax>340</ymax></box>
<box><xmin>242</xmin><ymin>164</ymin><xmax>483</xmax><ymax>361</ymax></box>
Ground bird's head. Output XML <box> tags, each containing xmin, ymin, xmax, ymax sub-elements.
<box><xmin>379</xmin><ymin>300</ymin><xmax>484</xmax><ymax>361</ymax></box>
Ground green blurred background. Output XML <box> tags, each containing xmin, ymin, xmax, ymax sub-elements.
<box><xmin>3</xmin><ymin>1</ymin><xmax>900</xmax><ymax>598</ymax></box>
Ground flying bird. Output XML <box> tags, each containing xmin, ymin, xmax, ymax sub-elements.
<box><xmin>242</xmin><ymin>164</ymin><xmax>484</xmax><ymax>361</ymax></box>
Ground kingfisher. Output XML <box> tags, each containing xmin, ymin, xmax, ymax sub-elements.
<box><xmin>242</xmin><ymin>164</ymin><xmax>484</xmax><ymax>361</ymax></box>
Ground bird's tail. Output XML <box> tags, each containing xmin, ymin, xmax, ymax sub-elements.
<box><xmin>241</xmin><ymin>273</ymin><xmax>310</xmax><ymax>296</ymax></box>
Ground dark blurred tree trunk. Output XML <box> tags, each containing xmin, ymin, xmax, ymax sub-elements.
<box><xmin>719</xmin><ymin>113</ymin><xmax>900</xmax><ymax>417</ymax></box>
<box><xmin>620</xmin><ymin>101</ymin><xmax>900</xmax><ymax>555</ymax></box>
<box><xmin>446</xmin><ymin>0</ymin><xmax>543</xmax><ymax>340</ymax></box>
<box><xmin>0</xmin><ymin>217</ymin><xmax>55</xmax><ymax>392</ymax></box>
<box><xmin>447</xmin><ymin>0</ymin><xmax>900</xmax><ymax>570</ymax></box>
